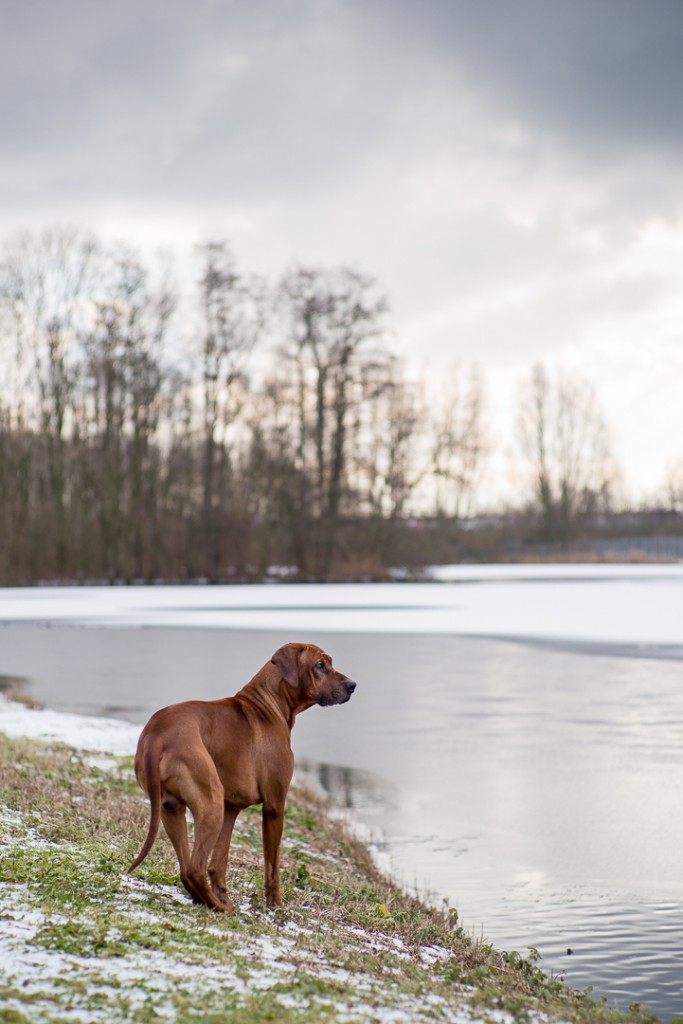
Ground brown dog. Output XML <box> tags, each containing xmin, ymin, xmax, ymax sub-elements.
<box><xmin>128</xmin><ymin>642</ymin><xmax>356</xmax><ymax>912</ymax></box>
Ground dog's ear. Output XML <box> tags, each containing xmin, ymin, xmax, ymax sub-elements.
<box><xmin>271</xmin><ymin>644</ymin><xmax>305</xmax><ymax>686</ymax></box>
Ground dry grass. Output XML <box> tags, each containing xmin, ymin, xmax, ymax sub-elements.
<box><xmin>502</xmin><ymin>551</ymin><xmax>676</xmax><ymax>564</ymax></box>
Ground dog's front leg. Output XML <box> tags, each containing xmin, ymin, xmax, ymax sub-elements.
<box><xmin>262</xmin><ymin>804</ymin><xmax>285</xmax><ymax>908</ymax></box>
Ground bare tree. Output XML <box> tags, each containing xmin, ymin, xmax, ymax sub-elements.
<box><xmin>278</xmin><ymin>266</ymin><xmax>392</xmax><ymax>577</ymax></box>
<box><xmin>353</xmin><ymin>364</ymin><xmax>424</xmax><ymax>520</ymax></box>
<box><xmin>4</xmin><ymin>224</ymin><xmax>648</xmax><ymax>584</ymax></box>
<box><xmin>0</xmin><ymin>227</ymin><xmax>100</xmax><ymax>575</ymax></box>
<box><xmin>197</xmin><ymin>242</ymin><xmax>264</xmax><ymax>579</ymax></box>
<box><xmin>660</xmin><ymin>461</ymin><xmax>683</xmax><ymax>513</ymax></box>
<box><xmin>80</xmin><ymin>246</ymin><xmax>175</xmax><ymax>579</ymax></box>
<box><xmin>517</xmin><ymin>362</ymin><xmax>616</xmax><ymax>542</ymax></box>
<box><xmin>430</xmin><ymin>364</ymin><xmax>486</xmax><ymax>519</ymax></box>
<box><xmin>156</xmin><ymin>368</ymin><xmax>197</xmax><ymax>577</ymax></box>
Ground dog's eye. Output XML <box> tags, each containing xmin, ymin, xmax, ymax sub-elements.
<box><xmin>316</xmin><ymin>660</ymin><xmax>327</xmax><ymax>671</ymax></box>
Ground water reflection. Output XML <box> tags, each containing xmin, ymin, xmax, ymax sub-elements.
<box><xmin>295</xmin><ymin>756</ymin><xmax>396</xmax><ymax>815</ymax></box>
<box><xmin>296</xmin><ymin>754</ymin><xmax>683</xmax><ymax>1020</ymax></box>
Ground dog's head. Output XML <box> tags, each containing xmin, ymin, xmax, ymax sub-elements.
<box><xmin>271</xmin><ymin>643</ymin><xmax>356</xmax><ymax>708</ymax></box>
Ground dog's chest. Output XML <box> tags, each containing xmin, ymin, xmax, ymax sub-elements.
<box><xmin>216</xmin><ymin>748</ymin><xmax>293</xmax><ymax>810</ymax></box>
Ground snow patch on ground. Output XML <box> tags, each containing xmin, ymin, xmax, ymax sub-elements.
<box><xmin>0</xmin><ymin>693</ymin><xmax>140</xmax><ymax>755</ymax></box>
<box><xmin>0</xmin><ymin>857</ymin><xmax>478</xmax><ymax>1024</ymax></box>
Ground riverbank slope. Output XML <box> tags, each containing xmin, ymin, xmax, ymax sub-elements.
<box><xmin>0</xmin><ymin>695</ymin><xmax>659</xmax><ymax>1024</ymax></box>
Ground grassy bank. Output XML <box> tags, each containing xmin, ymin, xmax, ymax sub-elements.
<box><xmin>0</xmin><ymin>729</ymin><xmax>658</xmax><ymax>1024</ymax></box>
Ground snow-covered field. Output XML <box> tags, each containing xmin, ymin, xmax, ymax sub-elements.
<box><xmin>0</xmin><ymin>563</ymin><xmax>681</xmax><ymax>648</ymax></box>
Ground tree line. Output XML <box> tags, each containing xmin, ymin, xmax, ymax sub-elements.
<box><xmin>0</xmin><ymin>228</ymin><xmax>626</xmax><ymax>583</ymax></box>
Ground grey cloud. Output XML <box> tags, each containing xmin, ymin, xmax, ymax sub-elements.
<box><xmin>2</xmin><ymin>0</ymin><xmax>683</xmax><ymax>364</ymax></box>
<box><xmin>4</xmin><ymin>0</ymin><xmax>683</xmax><ymax>217</ymax></box>
<box><xmin>370</xmin><ymin>0</ymin><xmax>683</xmax><ymax>160</ymax></box>
<box><xmin>2</xmin><ymin>0</ymin><xmax>416</xmax><ymax>205</ymax></box>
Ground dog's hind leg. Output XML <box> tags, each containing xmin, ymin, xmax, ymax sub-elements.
<box><xmin>208</xmin><ymin>804</ymin><xmax>239</xmax><ymax>912</ymax></box>
<box><xmin>180</xmin><ymin>759</ymin><xmax>228</xmax><ymax>911</ymax></box>
<box><xmin>159</xmin><ymin>795</ymin><xmax>201</xmax><ymax>898</ymax></box>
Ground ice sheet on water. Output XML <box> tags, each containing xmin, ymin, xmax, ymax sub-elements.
<box><xmin>0</xmin><ymin>562</ymin><xmax>681</xmax><ymax>647</ymax></box>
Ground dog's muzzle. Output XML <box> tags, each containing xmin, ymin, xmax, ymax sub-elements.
<box><xmin>317</xmin><ymin>678</ymin><xmax>357</xmax><ymax>706</ymax></box>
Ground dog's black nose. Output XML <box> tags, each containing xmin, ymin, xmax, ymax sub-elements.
<box><xmin>345</xmin><ymin>679</ymin><xmax>357</xmax><ymax>694</ymax></box>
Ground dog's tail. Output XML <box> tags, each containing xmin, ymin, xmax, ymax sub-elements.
<box><xmin>128</xmin><ymin>743</ymin><xmax>162</xmax><ymax>873</ymax></box>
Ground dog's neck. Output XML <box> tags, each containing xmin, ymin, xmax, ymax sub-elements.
<box><xmin>236</xmin><ymin>662</ymin><xmax>315</xmax><ymax>731</ymax></box>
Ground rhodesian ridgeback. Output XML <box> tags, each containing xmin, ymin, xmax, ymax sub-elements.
<box><xmin>128</xmin><ymin>643</ymin><xmax>356</xmax><ymax>912</ymax></box>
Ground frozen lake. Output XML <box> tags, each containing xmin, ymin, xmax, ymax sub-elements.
<box><xmin>1</xmin><ymin>567</ymin><xmax>682</xmax><ymax>1019</ymax></box>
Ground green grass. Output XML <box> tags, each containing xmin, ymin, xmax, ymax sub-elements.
<box><xmin>0</xmin><ymin>731</ymin><xmax>660</xmax><ymax>1024</ymax></box>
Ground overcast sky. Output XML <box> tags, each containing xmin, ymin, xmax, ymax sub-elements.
<box><xmin>3</xmin><ymin>0</ymin><xmax>683</xmax><ymax>501</ymax></box>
